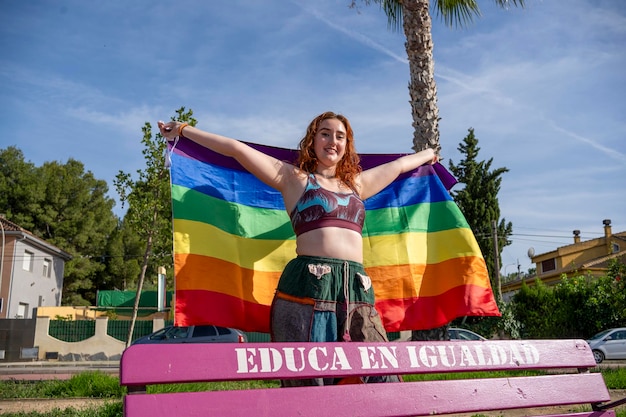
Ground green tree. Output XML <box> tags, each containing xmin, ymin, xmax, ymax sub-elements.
<box><xmin>606</xmin><ymin>259</ymin><xmax>626</xmax><ymax>325</ymax></box>
<box><xmin>38</xmin><ymin>160</ymin><xmax>117</xmax><ymax>304</ymax></box>
<box><xmin>0</xmin><ymin>146</ymin><xmax>44</xmax><ymax>228</ymax></box>
<box><xmin>510</xmin><ymin>260</ymin><xmax>626</xmax><ymax>339</ymax></box>
<box><xmin>448</xmin><ymin>128</ymin><xmax>512</xmax><ymax>300</ymax></box>
<box><xmin>552</xmin><ymin>275</ymin><xmax>596</xmax><ymax>338</ymax></box>
<box><xmin>0</xmin><ymin>147</ymin><xmax>118</xmax><ymax>305</ymax></box>
<box><xmin>103</xmin><ymin>221</ymin><xmax>142</xmax><ymax>291</ymax></box>
<box><xmin>115</xmin><ymin>107</ymin><xmax>196</xmax><ymax>346</ymax></box>
<box><xmin>353</xmin><ymin>0</ymin><xmax>525</xmax><ymax>153</ymax></box>
<box><xmin>511</xmin><ymin>279</ymin><xmax>555</xmax><ymax>338</ymax></box>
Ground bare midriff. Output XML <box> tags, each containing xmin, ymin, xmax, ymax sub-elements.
<box><xmin>295</xmin><ymin>227</ymin><xmax>364</xmax><ymax>263</ymax></box>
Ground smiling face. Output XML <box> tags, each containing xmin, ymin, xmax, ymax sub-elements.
<box><xmin>297</xmin><ymin>112</ymin><xmax>361</xmax><ymax>188</ymax></box>
<box><xmin>313</xmin><ymin>118</ymin><xmax>347</xmax><ymax>170</ymax></box>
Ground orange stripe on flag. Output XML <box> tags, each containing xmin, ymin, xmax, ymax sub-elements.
<box><xmin>174</xmin><ymin>253</ymin><xmax>280</xmax><ymax>305</ymax></box>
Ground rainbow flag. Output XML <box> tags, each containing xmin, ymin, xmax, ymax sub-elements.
<box><xmin>168</xmin><ymin>137</ymin><xmax>500</xmax><ymax>332</ymax></box>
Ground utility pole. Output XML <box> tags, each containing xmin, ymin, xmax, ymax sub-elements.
<box><xmin>491</xmin><ymin>220</ymin><xmax>502</xmax><ymax>302</ymax></box>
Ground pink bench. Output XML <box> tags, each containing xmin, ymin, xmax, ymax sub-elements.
<box><xmin>120</xmin><ymin>339</ymin><xmax>621</xmax><ymax>416</ymax></box>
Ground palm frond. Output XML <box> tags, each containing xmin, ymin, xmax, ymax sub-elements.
<box><xmin>433</xmin><ymin>0</ymin><xmax>481</xmax><ymax>28</ymax></box>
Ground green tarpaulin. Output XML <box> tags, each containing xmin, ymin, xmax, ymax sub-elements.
<box><xmin>96</xmin><ymin>290</ymin><xmax>174</xmax><ymax>315</ymax></box>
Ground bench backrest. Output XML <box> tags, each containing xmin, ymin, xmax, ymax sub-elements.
<box><xmin>121</xmin><ymin>339</ymin><xmax>614</xmax><ymax>417</ymax></box>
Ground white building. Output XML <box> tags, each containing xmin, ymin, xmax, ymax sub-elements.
<box><xmin>0</xmin><ymin>216</ymin><xmax>72</xmax><ymax>319</ymax></box>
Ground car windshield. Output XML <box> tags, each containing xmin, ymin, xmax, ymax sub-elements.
<box><xmin>164</xmin><ymin>326</ymin><xmax>191</xmax><ymax>339</ymax></box>
<box><xmin>458</xmin><ymin>330</ymin><xmax>482</xmax><ymax>341</ymax></box>
<box><xmin>588</xmin><ymin>329</ymin><xmax>613</xmax><ymax>340</ymax></box>
<box><xmin>147</xmin><ymin>328</ymin><xmax>169</xmax><ymax>340</ymax></box>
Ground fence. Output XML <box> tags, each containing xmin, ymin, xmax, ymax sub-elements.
<box><xmin>46</xmin><ymin>320</ymin><xmax>389</xmax><ymax>344</ymax></box>
<box><xmin>3</xmin><ymin>318</ymin><xmax>400</xmax><ymax>362</ymax></box>
<box><xmin>46</xmin><ymin>320</ymin><xmax>166</xmax><ymax>343</ymax></box>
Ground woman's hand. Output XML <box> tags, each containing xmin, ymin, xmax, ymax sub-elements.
<box><xmin>158</xmin><ymin>120</ymin><xmax>185</xmax><ymax>140</ymax></box>
<box><xmin>429</xmin><ymin>149</ymin><xmax>439</xmax><ymax>165</ymax></box>
<box><xmin>416</xmin><ymin>147</ymin><xmax>438</xmax><ymax>165</ymax></box>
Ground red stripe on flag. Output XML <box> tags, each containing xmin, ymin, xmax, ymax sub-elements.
<box><xmin>175</xmin><ymin>290</ymin><xmax>272</xmax><ymax>332</ymax></box>
<box><xmin>375</xmin><ymin>284</ymin><xmax>500</xmax><ymax>332</ymax></box>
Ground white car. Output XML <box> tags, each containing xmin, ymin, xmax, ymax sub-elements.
<box><xmin>586</xmin><ymin>327</ymin><xmax>626</xmax><ymax>364</ymax></box>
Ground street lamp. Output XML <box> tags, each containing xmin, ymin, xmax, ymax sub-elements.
<box><xmin>504</xmin><ymin>260</ymin><xmax>521</xmax><ymax>281</ymax></box>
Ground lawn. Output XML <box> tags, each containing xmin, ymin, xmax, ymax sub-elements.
<box><xmin>0</xmin><ymin>368</ymin><xmax>624</xmax><ymax>417</ymax></box>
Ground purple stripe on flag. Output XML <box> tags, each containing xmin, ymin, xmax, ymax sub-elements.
<box><xmin>167</xmin><ymin>138</ymin><xmax>456</xmax><ymax>190</ymax></box>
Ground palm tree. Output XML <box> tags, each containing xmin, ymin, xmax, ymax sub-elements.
<box><xmin>354</xmin><ymin>0</ymin><xmax>524</xmax><ymax>154</ymax></box>
<box><xmin>353</xmin><ymin>0</ymin><xmax>525</xmax><ymax>340</ymax></box>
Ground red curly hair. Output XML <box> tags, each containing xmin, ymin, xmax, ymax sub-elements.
<box><xmin>297</xmin><ymin>111</ymin><xmax>362</xmax><ymax>192</ymax></box>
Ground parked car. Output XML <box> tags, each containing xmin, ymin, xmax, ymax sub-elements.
<box><xmin>132</xmin><ymin>324</ymin><xmax>247</xmax><ymax>345</ymax></box>
<box><xmin>447</xmin><ymin>327</ymin><xmax>487</xmax><ymax>341</ymax></box>
<box><xmin>586</xmin><ymin>327</ymin><xmax>626</xmax><ymax>364</ymax></box>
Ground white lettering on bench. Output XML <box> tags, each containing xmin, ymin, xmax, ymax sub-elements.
<box><xmin>234</xmin><ymin>343</ymin><xmax>541</xmax><ymax>375</ymax></box>
<box><xmin>235</xmin><ymin>346</ymin><xmax>352</xmax><ymax>374</ymax></box>
<box><xmin>358</xmin><ymin>346</ymin><xmax>398</xmax><ymax>370</ymax></box>
<box><xmin>405</xmin><ymin>344</ymin><xmax>540</xmax><ymax>368</ymax></box>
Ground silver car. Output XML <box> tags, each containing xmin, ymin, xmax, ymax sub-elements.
<box><xmin>132</xmin><ymin>325</ymin><xmax>247</xmax><ymax>345</ymax></box>
<box><xmin>586</xmin><ymin>327</ymin><xmax>626</xmax><ymax>364</ymax></box>
<box><xmin>447</xmin><ymin>327</ymin><xmax>487</xmax><ymax>341</ymax></box>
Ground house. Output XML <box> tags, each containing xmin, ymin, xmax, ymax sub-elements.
<box><xmin>0</xmin><ymin>216</ymin><xmax>72</xmax><ymax>319</ymax></box>
<box><xmin>502</xmin><ymin>219</ymin><xmax>626</xmax><ymax>299</ymax></box>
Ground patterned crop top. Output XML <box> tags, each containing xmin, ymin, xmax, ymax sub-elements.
<box><xmin>290</xmin><ymin>173</ymin><xmax>365</xmax><ymax>236</ymax></box>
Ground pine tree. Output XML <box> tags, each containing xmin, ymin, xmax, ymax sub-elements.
<box><xmin>0</xmin><ymin>147</ymin><xmax>118</xmax><ymax>305</ymax></box>
<box><xmin>448</xmin><ymin>128</ymin><xmax>512</xmax><ymax>300</ymax></box>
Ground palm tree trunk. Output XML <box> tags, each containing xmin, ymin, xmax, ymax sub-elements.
<box><xmin>404</xmin><ymin>0</ymin><xmax>445</xmax><ymax>341</ymax></box>
<box><xmin>402</xmin><ymin>0</ymin><xmax>441</xmax><ymax>154</ymax></box>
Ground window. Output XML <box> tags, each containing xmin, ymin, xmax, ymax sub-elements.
<box><xmin>22</xmin><ymin>251</ymin><xmax>34</xmax><ymax>272</ymax></box>
<box><xmin>43</xmin><ymin>258</ymin><xmax>52</xmax><ymax>278</ymax></box>
<box><xmin>16</xmin><ymin>303</ymin><xmax>28</xmax><ymax>319</ymax></box>
<box><xmin>192</xmin><ymin>325</ymin><xmax>217</xmax><ymax>337</ymax></box>
<box><xmin>217</xmin><ymin>326</ymin><xmax>231</xmax><ymax>336</ymax></box>
<box><xmin>541</xmin><ymin>258</ymin><xmax>556</xmax><ymax>273</ymax></box>
<box><xmin>612</xmin><ymin>243</ymin><xmax>620</xmax><ymax>253</ymax></box>
<box><xmin>167</xmin><ymin>327</ymin><xmax>190</xmax><ymax>339</ymax></box>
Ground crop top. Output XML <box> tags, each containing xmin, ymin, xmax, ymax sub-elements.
<box><xmin>290</xmin><ymin>173</ymin><xmax>365</xmax><ymax>236</ymax></box>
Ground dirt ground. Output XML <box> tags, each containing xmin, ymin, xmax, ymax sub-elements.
<box><xmin>0</xmin><ymin>398</ymin><xmax>113</xmax><ymax>414</ymax></box>
<box><xmin>0</xmin><ymin>390</ymin><xmax>624</xmax><ymax>415</ymax></box>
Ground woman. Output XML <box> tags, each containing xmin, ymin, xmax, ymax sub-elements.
<box><xmin>159</xmin><ymin>111</ymin><xmax>437</xmax><ymax>385</ymax></box>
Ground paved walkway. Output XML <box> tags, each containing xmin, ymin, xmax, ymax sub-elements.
<box><xmin>0</xmin><ymin>361</ymin><xmax>118</xmax><ymax>380</ymax></box>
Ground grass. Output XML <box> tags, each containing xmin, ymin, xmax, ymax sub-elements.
<box><xmin>0</xmin><ymin>371</ymin><xmax>123</xmax><ymax>399</ymax></box>
<box><xmin>601</xmin><ymin>367</ymin><xmax>626</xmax><ymax>390</ymax></box>
<box><xmin>0</xmin><ymin>368</ymin><xmax>624</xmax><ymax>417</ymax></box>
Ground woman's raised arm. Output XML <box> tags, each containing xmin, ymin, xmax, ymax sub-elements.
<box><xmin>357</xmin><ymin>148</ymin><xmax>437</xmax><ymax>200</ymax></box>
<box><xmin>159</xmin><ymin>120</ymin><xmax>295</xmax><ymax>192</ymax></box>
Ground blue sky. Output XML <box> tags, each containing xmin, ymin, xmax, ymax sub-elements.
<box><xmin>2</xmin><ymin>0</ymin><xmax>625</xmax><ymax>274</ymax></box>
